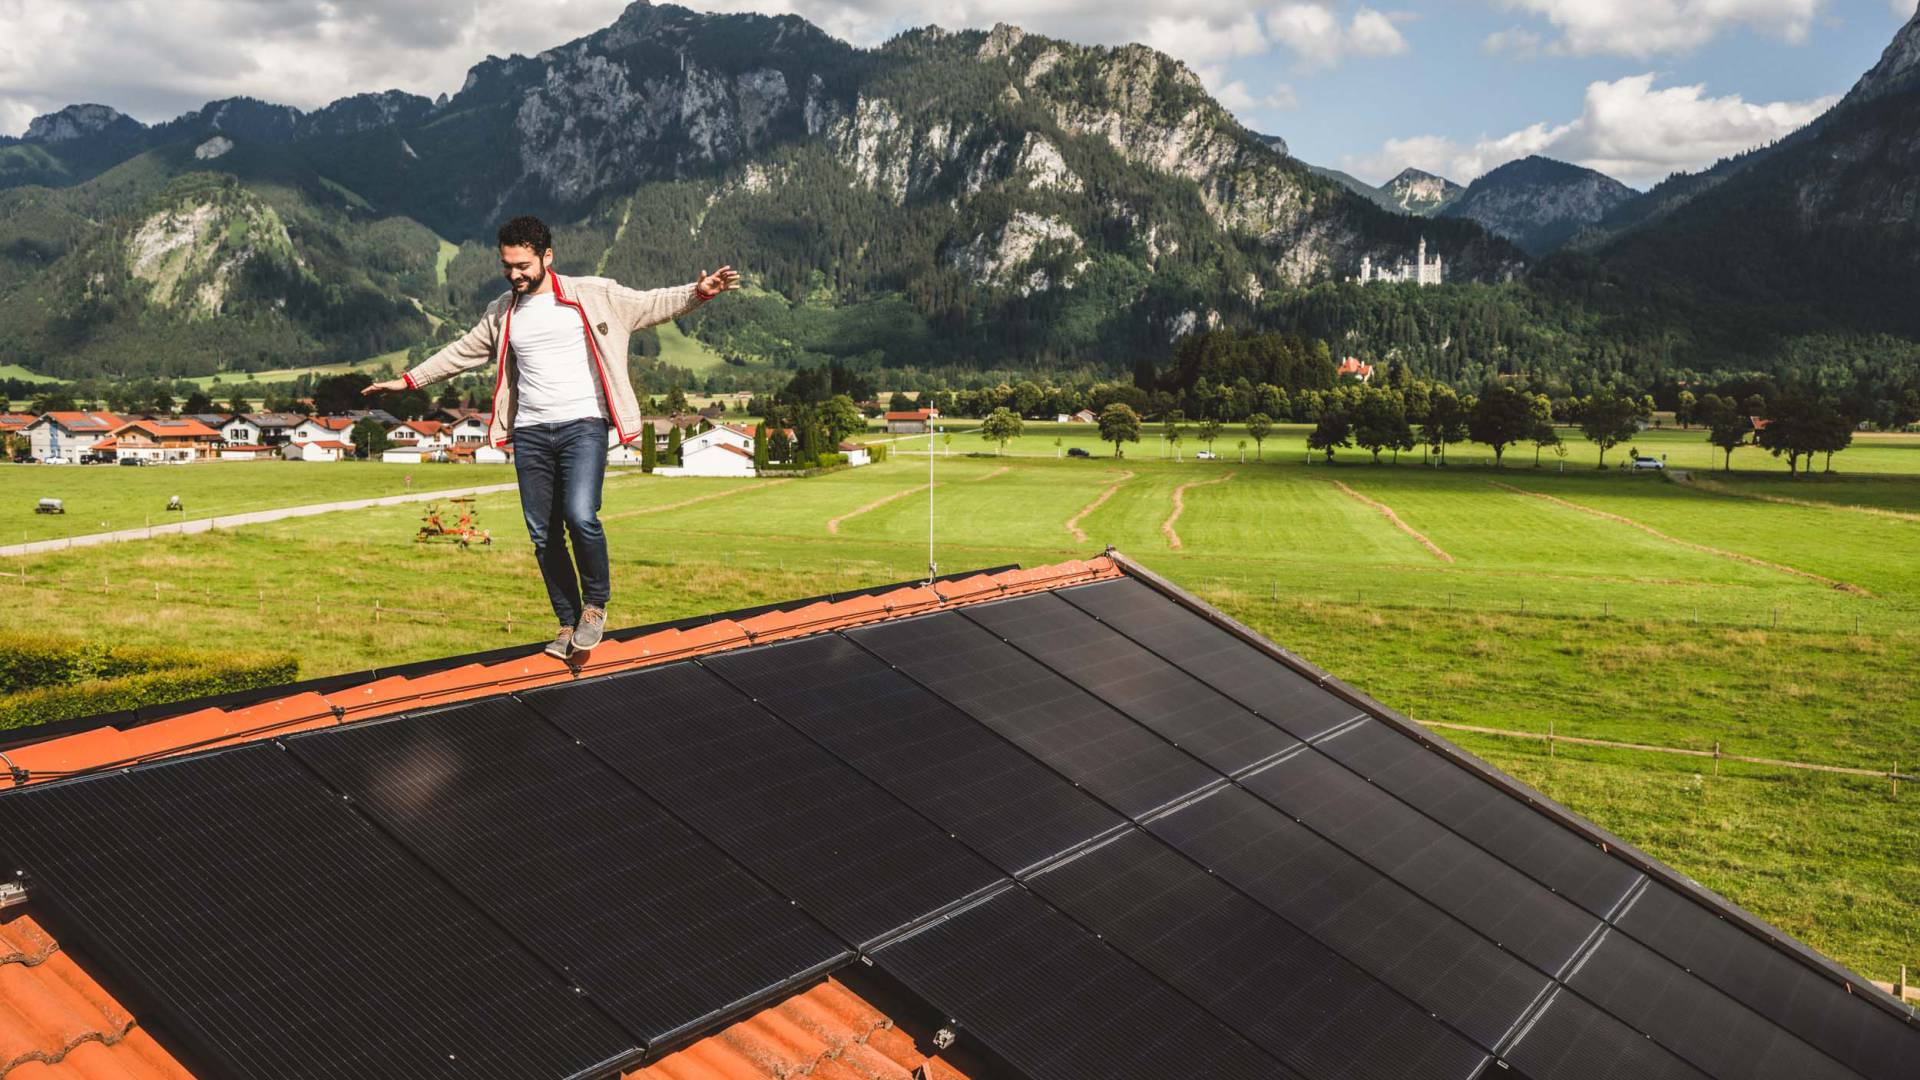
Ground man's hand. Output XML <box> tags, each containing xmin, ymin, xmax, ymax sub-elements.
<box><xmin>696</xmin><ymin>265</ymin><xmax>741</xmax><ymax>299</ymax></box>
<box><xmin>363</xmin><ymin>379</ymin><xmax>406</xmax><ymax>396</ymax></box>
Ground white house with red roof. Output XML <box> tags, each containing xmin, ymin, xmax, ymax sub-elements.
<box><xmin>1337</xmin><ymin>357</ymin><xmax>1375</xmax><ymax>383</ymax></box>
<box><xmin>656</xmin><ymin>423</ymin><xmax>759</xmax><ymax>477</ymax></box>
<box><xmin>22</xmin><ymin>411</ymin><xmax>126</xmax><ymax>462</ymax></box>
<box><xmin>105</xmin><ymin>417</ymin><xmax>224</xmax><ymax>462</ymax></box>
<box><xmin>291</xmin><ymin>415</ymin><xmax>356</xmax><ymax>444</ymax></box>
<box><xmin>283</xmin><ymin>439</ymin><xmax>352</xmax><ymax>462</ymax></box>
<box><xmin>386</xmin><ymin>419</ymin><xmax>453</xmax><ymax>451</ymax></box>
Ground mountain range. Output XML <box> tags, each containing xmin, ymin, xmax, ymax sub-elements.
<box><xmin>1</xmin><ymin>0</ymin><xmax>1916</xmax><ymax>393</ymax></box>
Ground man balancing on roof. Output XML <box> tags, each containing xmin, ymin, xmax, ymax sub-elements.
<box><xmin>365</xmin><ymin>214</ymin><xmax>740</xmax><ymax>660</ymax></box>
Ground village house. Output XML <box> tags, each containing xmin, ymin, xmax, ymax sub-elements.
<box><xmin>291</xmin><ymin>416</ymin><xmax>357</xmax><ymax>444</ymax></box>
<box><xmin>1337</xmin><ymin>357</ymin><xmax>1376</xmax><ymax>383</ymax></box>
<box><xmin>105</xmin><ymin>417</ymin><xmax>224</xmax><ymax>462</ymax></box>
<box><xmin>283</xmin><ymin>439</ymin><xmax>353</xmax><ymax>462</ymax></box>
<box><xmin>22</xmin><ymin>411</ymin><xmax>126</xmax><ymax>462</ymax></box>
<box><xmin>386</xmin><ymin>419</ymin><xmax>454</xmax><ymax>452</ymax></box>
<box><xmin>222</xmin><ymin>414</ymin><xmax>263</xmax><ymax>447</ymax></box>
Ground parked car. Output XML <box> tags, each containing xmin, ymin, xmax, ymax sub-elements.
<box><xmin>118</xmin><ymin>457</ymin><xmax>147</xmax><ymax>467</ymax></box>
<box><xmin>1066</xmin><ymin>446</ymin><xmax>1091</xmax><ymax>458</ymax></box>
<box><xmin>39</xmin><ymin>456</ymin><xmax>67</xmax><ymax>465</ymax></box>
<box><xmin>1629</xmin><ymin>457</ymin><xmax>1665</xmax><ymax>471</ymax></box>
<box><xmin>1195</xmin><ymin>450</ymin><xmax>1218</xmax><ymax>460</ymax></box>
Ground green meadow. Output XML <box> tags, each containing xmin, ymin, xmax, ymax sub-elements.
<box><xmin>0</xmin><ymin>425</ymin><xmax>1914</xmax><ymax>980</ymax></box>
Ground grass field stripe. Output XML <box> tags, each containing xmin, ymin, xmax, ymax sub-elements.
<box><xmin>1684</xmin><ymin>474</ymin><xmax>1920</xmax><ymax>523</ymax></box>
<box><xmin>1328</xmin><ymin>479</ymin><xmax>1455</xmax><ymax>563</ymax></box>
<box><xmin>599</xmin><ymin>477</ymin><xmax>795</xmax><ymax>523</ymax></box>
<box><xmin>1488</xmin><ymin>481</ymin><xmax>1871</xmax><ymax>596</ymax></box>
<box><xmin>1064</xmin><ymin>469</ymin><xmax>1134</xmax><ymax>542</ymax></box>
<box><xmin>1162</xmin><ymin>471</ymin><xmax>1235</xmax><ymax>550</ymax></box>
<box><xmin>970</xmin><ymin>465</ymin><xmax>1012</xmax><ymax>482</ymax></box>
<box><xmin>825</xmin><ymin>482</ymin><xmax>932</xmax><ymax>535</ymax></box>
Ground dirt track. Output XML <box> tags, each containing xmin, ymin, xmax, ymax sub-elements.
<box><xmin>1329</xmin><ymin>480</ymin><xmax>1454</xmax><ymax>563</ymax></box>
<box><xmin>1163</xmin><ymin>473</ymin><xmax>1234</xmax><ymax>550</ymax></box>
<box><xmin>1065</xmin><ymin>471</ymin><xmax>1134</xmax><ymax>543</ymax></box>
<box><xmin>827</xmin><ymin>483</ymin><xmax>931</xmax><ymax>535</ymax></box>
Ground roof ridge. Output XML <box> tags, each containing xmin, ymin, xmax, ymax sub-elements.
<box><xmin>0</xmin><ymin>557</ymin><xmax>1120</xmax><ymax>789</ymax></box>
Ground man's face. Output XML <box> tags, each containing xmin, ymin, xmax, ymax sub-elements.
<box><xmin>500</xmin><ymin>244</ymin><xmax>551</xmax><ymax>294</ymax></box>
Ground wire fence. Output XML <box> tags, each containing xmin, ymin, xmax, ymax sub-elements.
<box><xmin>1421</xmin><ymin>720</ymin><xmax>1914</xmax><ymax>793</ymax></box>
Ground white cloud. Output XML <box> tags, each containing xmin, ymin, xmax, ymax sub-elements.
<box><xmin>1492</xmin><ymin>0</ymin><xmax>1828</xmax><ymax>58</ymax></box>
<box><xmin>1341</xmin><ymin>72</ymin><xmax>1836</xmax><ymax>188</ymax></box>
<box><xmin>1265</xmin><ymin>3</ymin><xmax>1411</xmax><ymax>70</ymax></box>
<box><xmin>1481</xmin><ymin>26</ymin><xmax>1544</xmax><ymax>57</ymax></box>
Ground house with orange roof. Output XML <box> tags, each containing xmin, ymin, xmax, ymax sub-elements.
<box><xmin>21</xmin><ymin>411</ymin><xmax>126</xmax><ymax>462</ymax></box>
<box><xmin>0</xmin><ymin>553</ymin><xmax>1910</xmax><ymax>1080</ymax></box>
<box><xmin>289</xmin><ymin>415</ymin><xmax>357</xmax><ymax>444</ymax></box>
<box><xmin>1337</xmin><ymin>356</ymin><xmax>1375</xmax><ymax>383</ymax></box>
<box><xmin>386</xmin><ymin>419</ymin><xmax>452</xmax><ymax>451</ymax></box>
<box><xmin>106</xmin><ymin>417</ymin><xmax>224</xmax><ymax>463</ymax></box>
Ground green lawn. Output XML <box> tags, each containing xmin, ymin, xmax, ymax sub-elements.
<box><xmin>0</xmin><ymin>460</ymin><xmax>517</xmax><ymax>542</ymax></box>
<box><xmin>0</xmin><ymin>447</ymin><xmax>1912</xmax><ymax>981</ymax></box>
<box><xmin>0</xmin><ymin>364</ymin><xmax>64</xmax><ymax>386</ymax></box>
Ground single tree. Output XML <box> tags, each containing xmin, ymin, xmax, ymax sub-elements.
<box><xmin>640</xmin><ymin>427</ymin><xmax>658</xmax><ymax>472</ymax></box>
<box><xmin>1245</xmin><ymin>413</ymin><xmax>1274</xmax><ymax>460</ymax></box>
<box><xmin>752</xmin><ymin>422</ymin><xmax>769</xmax><ymax>471</ymax></box>
<box><xmin>1577</xmin><ymin>392</ymin><xmax>1643</xmax><ymax>468</ymax></box>
<box><xmin>1468</xmin><ymin>384</ymin><xmax>1534</xmax><ymax>468</ymax></box>
<box><xmin>1675</xmin><ymin>390</ymin><xmax>1697</xmax><ymax>429</ymax></box>
<box><xmin>226</xmin><ymin>388</ymin><xmax>251</xmax><ymax>415</ymax></box>
<box><xmin>1420</xmin><ymin>386</ymin><xmax>1468</xmax><ymax>465</ymax></box>
<box><xmin>1162</xmin><ymin>410</ymin><xmax>1186</xmax><ymax>460</ymax></box>
<box><xmin>1809</xmin><ymin>403</ymin><xmax>1853</xmax><ymax>473</ymax></box>
<box><xmin>1700</xmin><ymin>396</ymin><xmax>1749</xmax><ymax>472</ymax></box>
<box><xmin>888</xmin><ymin>390</ymin><xmax>914</xmax><ymax>412</ymax></box>
<box><xmin>182</xmin><ymin>390</ymin><xmax>214</xmax><ymax>415</ymax></box>
<box><xmin>348</xmin><ymin>418</ymin><xmax>387</xmax><ymax>460</ymax></box>
<box><xmin>1307</xmin><ymin>408</ymin><xmax>1352</xmax><ymax>462</ymax></box>
<box><xmin>1197</xmin><ymin>418</ymin><xmax>1223</xmax><ymax>454</ymax></box>
<box><xmin>980</xmin><ymin>407</ymin><xmax>1023</xmax><ymax>455</ymax></box>
<box><xmin>1099</xmin><ymin>403</ymin><xmax>1142</xmax><ymax>459</ymax></box>
<box><xmin>1351</xmin><ymin>390</ymin><xmax>1409</xmax><ymax>464</ymax></box>
<box><xmin>665</xmin><ymin>423</ymin><xmax>683</xmax><ymax>466</ymax></box>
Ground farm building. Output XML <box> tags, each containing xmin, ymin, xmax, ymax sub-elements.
<box><xmin>21</xmin><ymin>411</ymin><xmax>126</xmax><ymax>462</ymax></box>
<box><xmin>884</xmin><ymin>408</ymin><xmax>938</xmax><ymax>434</ymax></box>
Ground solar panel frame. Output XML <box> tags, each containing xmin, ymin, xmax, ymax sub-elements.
<box><xmin>0</xmin><ymin>743</ymin><xmax>639</xmax><ymax>1080</ymax></box>
<box><xmin>700</xmin><ymin>633</ymin><xmax>1126</xmax><ymax>874</ymax></box>
<box><xmin>1023</xmin><ymin>827</ymin><xmax>1493</xmax><ymax>1080</ymax></box>
<box><xmin>846</xmin><ymin>611</ymin><xmax>1219</xmax><ymax>817</ymax></box>
<box><xmin>1235</xmin><ymin>736</ymin><xmax>1603</xmax><ymax>973</ymax></box>
<box><xmin>1617</xmin><ymin>881</ymin><xmax>1917</xmax><ymax>1080</ymax></box>
<box><xmin>872</xmin><ymin>885</ymin><xmax>1288</xmax><ymax>1080</ymax></box>
<box><xmin>283</xmin><ymin>696</ymin><xmax>852</xmax><ymax>1050</ymax></box>
<box><xmin>1144</xmin><ymin>783</ymin><xmax>1554</xmax><ymax>1054</ymax></box>
<box><xmin>957</xmin><ymin>592</ymin><xmax>1302</xmax><ymax>774</ymax></box>
<box><xmin>519</xmin><ymin>661</ymin><xmax>1008</xmax><ymax>948</ymax></box>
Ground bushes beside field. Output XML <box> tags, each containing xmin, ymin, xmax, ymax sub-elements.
<box><xmin>0</xmin><ymin>632</ymin><xmax>297</xmax><ymax>730</ymax></box>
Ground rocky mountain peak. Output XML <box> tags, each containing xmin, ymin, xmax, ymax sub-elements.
<box><xmin>1381</xmin><ymin>168</ymin><xmax>1462</xmax><ymax>215</ymax></box>
<box><xmin>1440</xmin><ymin>155</ymin><xmax>1635</xmax><ymax>255</ymax></box>
<box><xmin>24</xmin><ymin>104</ymin><xmax>142</xmax><ymax>143</ymax></box>
<box><xmin>1845</xmin><ymin>5</ymin><xmax>1920</xmax><ymax>104</ymax></box>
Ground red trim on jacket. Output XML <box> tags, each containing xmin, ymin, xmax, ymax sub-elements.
<box><xmin>488</xmin><ymin>296</ymin><xmax>516</xmax><ymax>448</ymax></box>
<box><xmin>548</xmin><ymin>272</ymin><xmax>637</xmax><ymax>447</ymax></box>
<box><xmin>402</xmin><ymin>371</ymin><xmax>418</xmax><ymax>391</ymax></box>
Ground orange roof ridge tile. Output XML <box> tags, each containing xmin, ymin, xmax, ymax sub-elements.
<box><xmin>0</xmin><ymin>557</ymin><xmax>1121</xmax><ymax>789</ymax></box>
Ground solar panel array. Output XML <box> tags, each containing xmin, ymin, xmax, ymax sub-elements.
<box><xmin>0</xmin><ymin>572</ymin><xmax>1911</xmax><ymax>1080</ymax></box>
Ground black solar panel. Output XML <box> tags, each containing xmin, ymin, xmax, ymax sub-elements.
<box><xmin>1502</xmin><ymin>987</ymin><xmax>1711</xmax><ymax>1080</ymax></box>
<box><xmin>1024</xmin><ymin>827</ymin><xmax>1491</xmax><ymax>1080</ymax></box>
<box><xmin>873</xmin><ymin>885</ymin><xmax>1286</xmax><ymax>1080</ymax></box>
<box><xmin>1235</xmin><ymin>732</ymin><xmax>1602</xmax><ymax>973</ymax></box>
<box><xmin>1313</xmin><ymin>718</ymin><xmax>1642</xmax><ymax>917</ymax></box>
<box><xmin>700</xmin><ymin>633</ymin><xmax>1125</xmax><ymax>873</ymax></box>
<box><xmin>1564</xmin><ymin>929</ymin><xmax>1857</xmax><ymax>1080</ymax></box>
<box><xmin>1057</xmin><ymin>577</ymin><xmax>1361</xmax><ymax>738</ymax></box>
<box><xmin>0</xmin><ymin>744</ymin><xmax>637</xmax><ymax>1080</ymax></box>
<box><xmin>285</xmin><ymin>697</ymin><xmax>850</xmax><ymax>1048</ymax></box>
<box><xmin>520</xmin><ymin>662</ymin><xmax>1006</xmax><ymax>947</ymax></box>
<box><xmin>1146</xmin><ymin>783</ymin><xmax>1553</xmax><ymax>1053</ymax></box>
<box><xmin>1617</xmin><ymin>882</ymin><xmax>1918</xmax><ymax>1080</ymax></box>
<box><xmin>848</xmin><ymin>611</ymin><xmax>1218</xmax><ymax>816</ymax></box>
<box><xmin>959</xmin><ymin>592</ymin><xmax>1301</xmax><ymax>774</ymax></box>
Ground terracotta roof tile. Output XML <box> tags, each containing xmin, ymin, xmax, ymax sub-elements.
<box><xmin>0</xmin><ymin>914</ymin><xmax>189</xmax><ymax>1080</ymax></box>
<box><xmin>624</xmin><ymin>977</ymin><xmax>973</xmax><ymax>1080</ymax></box>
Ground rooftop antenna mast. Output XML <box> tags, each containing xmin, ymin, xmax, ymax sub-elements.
<box><xmin>925</xmin><ymin>418</ymin><xmax>938</xmax><ymax>584</ymax></box>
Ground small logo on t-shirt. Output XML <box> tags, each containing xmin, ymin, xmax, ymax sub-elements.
<box><xmin>595</xmin><ymin>321</ymin><xmax>609</xmax><ymax>334</ymax></box>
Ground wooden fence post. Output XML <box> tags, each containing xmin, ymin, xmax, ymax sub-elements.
<box><xmin>1713</xmin><ymin>741</ymin><xmax>1720</xmax><ymax>776</ymax></box>
<box><xmin>374</xmin><ymin>600</ymin><xmax>381</xmax><ymax>624</ymax></box>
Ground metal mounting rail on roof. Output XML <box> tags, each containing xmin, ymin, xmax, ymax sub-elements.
<box><xmin>1103</xmin><ymin>547</ymin><xmax>1917</xmax><ymax>1026</ymax></box>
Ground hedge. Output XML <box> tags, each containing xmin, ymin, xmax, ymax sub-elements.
<box><xmin>0</xmin><ymin>632</ymin><xmax>299</xmax><ymax>731</ymax></box>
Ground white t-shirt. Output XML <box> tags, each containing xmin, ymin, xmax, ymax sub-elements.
<box><xmin>508</xmin><ymin>290</ymin><xmax>609</xmax><ymax>425</ymax></box>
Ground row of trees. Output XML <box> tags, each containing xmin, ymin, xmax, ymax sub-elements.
<box><xmin>1297</xmin><ymin>384</ymin><xmax>1661</xmax><ymax>468</ymax></box>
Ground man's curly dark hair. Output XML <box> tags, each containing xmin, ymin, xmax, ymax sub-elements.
<box><xmin>497</xmin><ymin>215</ymin><xmax>553</xmax><ymax>254</ymax></box>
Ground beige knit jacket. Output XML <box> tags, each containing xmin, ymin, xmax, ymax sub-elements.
<box><xmin>401</xmin><ymin>272</ymin><xmax>710</xmax><ymax>447</ymax></box>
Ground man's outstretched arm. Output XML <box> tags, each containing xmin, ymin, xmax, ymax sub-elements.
<box><xmin>610</xmin><ymin>266</ymin><xmax>741</xmax><ymax>332</ymax></box>
<box><xmin>363</xmin><ymin>317</ymin><xmax>498</xmax><ymax>395</ymax></box>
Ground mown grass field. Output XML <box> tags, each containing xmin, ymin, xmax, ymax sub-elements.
<box><xmin>0</xmin><ymin>424</ymin><xmax>1914</xmax><ymax>981</ymax></box>
<box><xmin>0</xmin><ymin>460</ymin><xmax>517</xmax><ymax>542</ymax></box>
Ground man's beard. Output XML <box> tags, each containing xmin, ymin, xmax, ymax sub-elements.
<box><xmin>512</xmin><ymin>266</ymin><xmax>546</xmax><ymax>293</ymax></box>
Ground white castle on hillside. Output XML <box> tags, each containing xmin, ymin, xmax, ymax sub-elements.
<box><xmin>1355</xmin><ymin>237</ymin><xmax>1444</xmax><ymax>286</ymax></box>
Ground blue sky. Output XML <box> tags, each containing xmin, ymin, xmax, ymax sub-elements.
<box><xmin>3</xmin><ymin>0</ymin><xmax>1914</xmax><ymax>190</ymax></box>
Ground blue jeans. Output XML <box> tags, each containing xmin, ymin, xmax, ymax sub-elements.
<box><xmin>512</xmin><ymin>418</ymin><xmax>610</xmax><ymax>627</ymax></box>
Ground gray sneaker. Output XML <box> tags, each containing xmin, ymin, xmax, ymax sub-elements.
<box><xmin>572</xmin><ymin>606</ymin><xmax>607</xmax><ymax>650</ymax></box>
<box><xmin>543</xmin><ymin>626</ymin><xmax>574</xmax><ymax>660</ymax></box>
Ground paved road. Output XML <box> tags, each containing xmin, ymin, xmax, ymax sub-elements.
<box><xmin>0</xmin><ymin>482</ymin><xmax>521</xmax><ymax>558</ymax></box>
